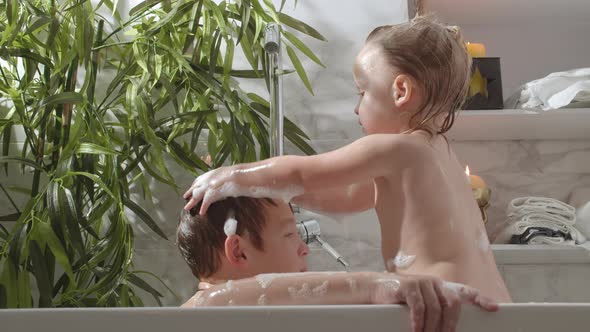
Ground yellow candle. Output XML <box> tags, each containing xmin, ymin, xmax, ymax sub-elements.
<box><xmin>465</xmin><ymin>42</ymin><xmax>486</xmax><ymax>58</ymax></box>
<box><xmin>465</xmin><ymin>166</ymin><xmax>487</xmax><ymax>190</ymax></box>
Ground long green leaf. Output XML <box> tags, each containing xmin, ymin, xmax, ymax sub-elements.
<box><xmin>279</xmin><ymin>13</ymin><xmax>327</xmax><ymax>41</ymax></box>
<box><xmin>127</xmin><ymin>273</ymin><xmax>163</xmax><ymax>306</ymax></box>
<box><xmin>0</xmin><ymin>48</ymin><xmax>53</xmax><ymax>68</ymax></box>
<box><xmin>122</xmin><ymin>197</ymin><xmax>167</xmax><ymax>240</ymax></box>
<box><xmin>63</xmin><ymin>171</ymin><xmax>116</xmax><ymax>199</ymax></box>
<box><xmin>0</xmin><ymin>157</ymin><xmax>44</xmax><ymax>171</ymax></box>
<box><xmin>40</xmin><ymin>92</ymin><xmax>84</xmax><ymax>108</ymax></box>
<box><xmin>282</xmin><ymin>30</ymin><xmax>325</xmax><ymax>67</ymax></box>
<box><xmin>33</xmin><ymin>222</ymin><xmax>76</xmax><ymax>286</ymax></box>
<box><xmin>76</xmin><ymin>143</ymin><xmax>120</xmax><ymax>155</ymax></box>
<box><xmin>29</xmin><ymin>241</ymin><xmax>53</xmax><ymax>307</ymax></box>
<box><xmin>286</xmin><ymin>45</ymin><xmax>314</xmax><ymax>95</ymax></box>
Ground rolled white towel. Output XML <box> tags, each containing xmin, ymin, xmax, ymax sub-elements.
<box><xmin>528</xmin><ymin>236</ymin><xmax>575</xmax><ymax>246</ymax></box>
<box><xmin>576</xmin><ymin>201</ymin><xmax>590</xmax><ymax>239</ymax></box>
<box><xmin>495</xmin><ymin>196</ymin><xmax>586</xmax><ymax>244</ymax></box>
<box><xmin>507</xmin><ymin>197</ymin><xmax>576</xmax><ymax>223</ymax></box>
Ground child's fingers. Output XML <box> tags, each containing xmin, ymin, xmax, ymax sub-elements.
<box><xmin>199</xmin><ymin>190</ymin><xmax>215</xmax><ymax>216</ymax></box>
<box><xmin>434</xmin><ymin>280</ymin><xmax>460</xmax><ymax>332</ymax></box>
<box><xmin>183</xmin><ymin>187</ymin><xmax>194</xmax><ymax>199</ymax></box>
<box><xmin>183</xmin><ymin>197</ymin><xmax>197</xmax><ymax>211</ymax></box>
<box><xmin>473</xmin><ymin>295</ymin><xmax>499</xmax><ymax>312</ymax></box>
<box><xmin>420</xmin><ymin>281</ymin><xmax>441</xmax><ymax>332</ymax></box>
<box><xmin>404</xmin><ymin>286</ymin><xmax>425</xmax><ymax>332</ymax></box>
<box><xmin>458</xmin><ymin>285</ymin><xmax>499</xmax><ymax>312</ymax></box>
<box><xmin>183</xmin><ymin>187</ymin><xmax>205</xmax><ymax>211</ymax></box>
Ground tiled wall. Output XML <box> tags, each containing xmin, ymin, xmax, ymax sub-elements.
<box><xmin>3</xmin><ymin>0</ymin><xmax>590</xmax><ymax>307</ymax></box>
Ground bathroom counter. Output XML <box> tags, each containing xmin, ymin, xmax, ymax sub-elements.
<box><xmin>448</xmin><ymin>109</ymin><xmax>590</xmax><ymax>141</ymax></box>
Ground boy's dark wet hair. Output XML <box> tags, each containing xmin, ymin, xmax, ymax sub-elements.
<box><xmin>176</xmin><ymin>197</ymin><xmax>276</xmax><ymax>279</ymax></box>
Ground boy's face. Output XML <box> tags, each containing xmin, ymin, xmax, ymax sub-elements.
<box><xmin>352</xmin><ymin>43</ymin><xmax>402</xmax><ymax>135</ymax></box>
<box><xmin>245</xmin><ymin>202</ymin><xmax>309</xmax><ymax>274</ymax></box>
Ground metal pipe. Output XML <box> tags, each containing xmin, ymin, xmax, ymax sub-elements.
<box><xmin>264</xmin><ymin>23</ymin><xmax>284</xmax><ymax>157</ymax></box>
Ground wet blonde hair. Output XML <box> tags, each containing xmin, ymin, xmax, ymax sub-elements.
<box><xmin>366</xmin><ymin>15</ymin><xmax>471</xmax><ymax>135</ymax></box>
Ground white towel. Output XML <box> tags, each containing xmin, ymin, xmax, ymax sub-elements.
<box><xmin>507</xmin><ymin>197</ymin><xmax>576</xmax><ymax>223</ymax></box>
<box><xmin>576</xmin><ymin>201</ymin><xmax>590</xmax><ymax>239</ymax></box>
<box><xmin>495</xmin><ymin>196</ymin><xmax>586</xmax><ymax>245</ymax></box>
<box><xmin>518</xmin><ymin>68</ymin><xmax>590</xmax><ymax>110</ymax></box>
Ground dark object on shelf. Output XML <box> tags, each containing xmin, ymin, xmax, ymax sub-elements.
<box><xmin>464</xmin><ymin>57</ymin><xmax>504</xmax><ymax>110</ymax></box>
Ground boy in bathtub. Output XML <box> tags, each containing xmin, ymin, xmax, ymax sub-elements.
<box><xmin>183</xmin><ymin>15</ymin><xmax>512</xmax><ymax>305</ymax></box>
<box><xmin>177</xmin><ymin>197</ymin><xmax>498</xmax><ymax>332</ymax></box>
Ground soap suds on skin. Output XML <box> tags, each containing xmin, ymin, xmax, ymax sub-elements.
<box><xmin>386</xmin><ymin>251</ymin><xmax>416</xmax><ymax>271</ymax></box>
<box><xmin>255</xmin><ymin>272</ymin><xmax>344</xmax><ymax>289</ymax></box>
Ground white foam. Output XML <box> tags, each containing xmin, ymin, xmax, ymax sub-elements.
<box><xmin>288</xmin><ymin>283</ymin><xmax>312</xmax><ymax>300</ymax></box>
<box><xmin>254</xmin><ymin>272</ymin><xmax>343</xmax><ymax>289</ymax></box>
<box><xmin>224</xmin><ymin>218</ymin><xmax>238</xmax><ymax>237</ymax></box>
<box><xmin>346</xmin><ymin>277</ymin><xmax>357</xmax><ymax>293</ymax></box>
<box><xmin>225</xmin><ymin>280</ymin><xmax>234</xmax><ymax>291</ymax></box>
<box><xmin>478</xmin><ymin>231</ymin><xmax>490</xmax><ymax>252</ymax></box>
<box><xmin>386</xmin><ymin>251</ymin><xmax>416</xmax><ymax>270</ymax></box>
<box><xmin>376</xmin><ymin>278</ymin><xmax>401</xmax><ymax>292</ymax></box>
<box><xmin>443</xmin><ymin>281</ymin><xmax>466</xmax><ymax>295</ymax></box>
<box><xmin>312</xmin><ymin>280</ymin><xmax>329</xmax><ymax>297</ymax></box>
<box><xmin>255</xmin><ymin>274</ymin><xmax>277</xmax><ymax>289</ymax></box>
<box><xmin>192</xmin><ymin>292</ymin><xmax>205</xmax><ymax>307</ymax></box>
<box><xmin>257</xmin><ymin>294</ymin><xmax>267</xmax><ymax>305</ymax></box>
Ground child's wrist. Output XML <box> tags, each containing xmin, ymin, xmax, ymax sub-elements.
<box><xmin>362</xmin><ymin>272</ymin><xmax>380</xmax><ymax>303</ymax></box>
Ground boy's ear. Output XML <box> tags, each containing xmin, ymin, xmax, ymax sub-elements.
<box><xmin>224</xmin><ymin>235</ymin><xmax>247</xmax><ymax>265</ymax></box>
<box><xmin>392</xmin><ymin>74</ymin><xmax>413</xmax><ymax>107</ymax></box>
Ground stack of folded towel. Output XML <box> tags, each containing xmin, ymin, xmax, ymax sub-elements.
<box><xmin>495</xmin><ymin>197</ymin><xmax>586</xmax><ymax>245</ymax></box>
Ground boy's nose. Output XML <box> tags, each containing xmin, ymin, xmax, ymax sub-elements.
<box><xmin>299</xmin><ymin>242</ymin><xmax>309</xmax><ymax>257</ymax></box>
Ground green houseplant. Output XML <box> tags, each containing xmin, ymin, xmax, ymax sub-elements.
<box><xmin>0</xmin><ymin>0</ymin><xmax>324</xmax><ymax>307</ymax></box>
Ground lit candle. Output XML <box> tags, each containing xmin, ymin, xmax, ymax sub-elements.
<box><xmin>465</xmin><ymin>165</ymin><xmax>487</xmax><ymax>190</ymax></box>
<box><xmin>465</xmin><ymin>42</ymin><xmax>486</xmax><ymax>58</ymax></box>
<box><xmin>465</xmin><ymin>165</ymin><xmax>491</xmax><ymax>224</ymax></box>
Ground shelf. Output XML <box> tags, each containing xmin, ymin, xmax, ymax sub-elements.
<box><xmin>492</xmin><ymin>244</ymin><xmax>590</xmax><ymax>265</ymax></box>
<box><xmin>428</xmin><ymin>0</ymin><xmax>590</xmax><ymax>26</ymax></box>
<box><xmin>448</xmin><ymin>108</ymin><xmax>590</xmax><ymax>141</ymax></box>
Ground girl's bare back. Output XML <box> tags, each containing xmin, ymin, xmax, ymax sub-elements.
<box><xmin>375</xmin><ymin>132</ymin><xmax>511</xmax><ymax>302</ymax></box>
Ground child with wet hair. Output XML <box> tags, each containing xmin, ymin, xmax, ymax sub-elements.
<box><xmin>183</xmin><ymin>14</ymin><xmax>511</xmax><ymax>314</ymax></box>
<box><xmin>177</xmin><ymin>197</ymin><xmax>498</xmax><ymax>332</ymax></box>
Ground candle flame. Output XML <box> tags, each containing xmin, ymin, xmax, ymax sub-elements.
<box><xmin>465</xmin><ymin>165</ymin><xmax>470</xmax><ymax>176</ymax></box>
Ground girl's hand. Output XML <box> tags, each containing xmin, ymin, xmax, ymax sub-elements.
<box><xmin>370</xmin><ymin>274</ymin><xmax>498</xmax><ymax>332</ymax></box>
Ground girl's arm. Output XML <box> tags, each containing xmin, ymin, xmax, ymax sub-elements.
<box><xmin>184</xmin><ymin>134</ymin><xmax>403</xmax><ymax>214</ymax></box>
<box><xmin>290</xmin><ymin>181</ymin><xmax>375</xmax><ymax>215</ymax></box>
<box><xmin>190</xmin><ymin>271</ymin><xmax>499</xmax><ymax>332</ymax></box>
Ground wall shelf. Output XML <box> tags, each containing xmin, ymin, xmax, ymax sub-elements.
<box><xmin>428</xmin><ymin>0</ymin><xmax>590</xmax><ymax>26</ymax></box>
<box><xmin>448</xmin><ymin>108</ymin><xmax>590</xmax><ymax>141</ymax></box>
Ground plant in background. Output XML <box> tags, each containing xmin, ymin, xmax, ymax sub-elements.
<box><xmin>0</xmin><ymin>0</ymin><xmax>324</xmax><ymax>307</ymax></box>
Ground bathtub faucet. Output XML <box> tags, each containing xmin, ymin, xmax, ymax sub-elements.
<box><xmin>264</xmin><ymin>23</ymin><xmax>284</xmax><ymax>157</ymax></box>
<box><xmin>296</xmin><ymin>219</ymin><xmax>350</xmax><ymax>270</ymax></box>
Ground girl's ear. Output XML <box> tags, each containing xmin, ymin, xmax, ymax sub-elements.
<box><xmin>392</xmin><ymin>74</ymin><xmax>413</xmax><ymax>107</ymax></box>
<box><xmin>224</xmin><ymin>235</ymin><xmax>247</xmax><ymax>265</ymax></box>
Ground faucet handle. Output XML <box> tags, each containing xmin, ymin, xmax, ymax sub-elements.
<box><xmin>296</xmin><ymin>219</ymin><xmax>321</xmax><ymax>244</ymax></box>
<box><xmin>264</xmin><ymin>23</ymin><xmax>281</xmax><ymax>53</ymax></box>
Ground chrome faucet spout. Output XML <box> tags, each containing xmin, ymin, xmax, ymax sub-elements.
<box><xmin>264</xmin><ymin>23</ymin><xmax>284</xmax><ymax>157</ymax></box>
<box><xmin>296</xmin><ymin>219</ymin><xmax>350</xmax><ymax>270</ymax></box>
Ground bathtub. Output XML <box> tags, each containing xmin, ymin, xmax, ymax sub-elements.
<box><xmin>2</xmin><ymin>244</ymin><xmax>590</xmax><ymax>331</ymax></box>
<box><xmin>1</xmin><ymin>304</ymin><xmax>590</xmax><ymax>332</ymax></box>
